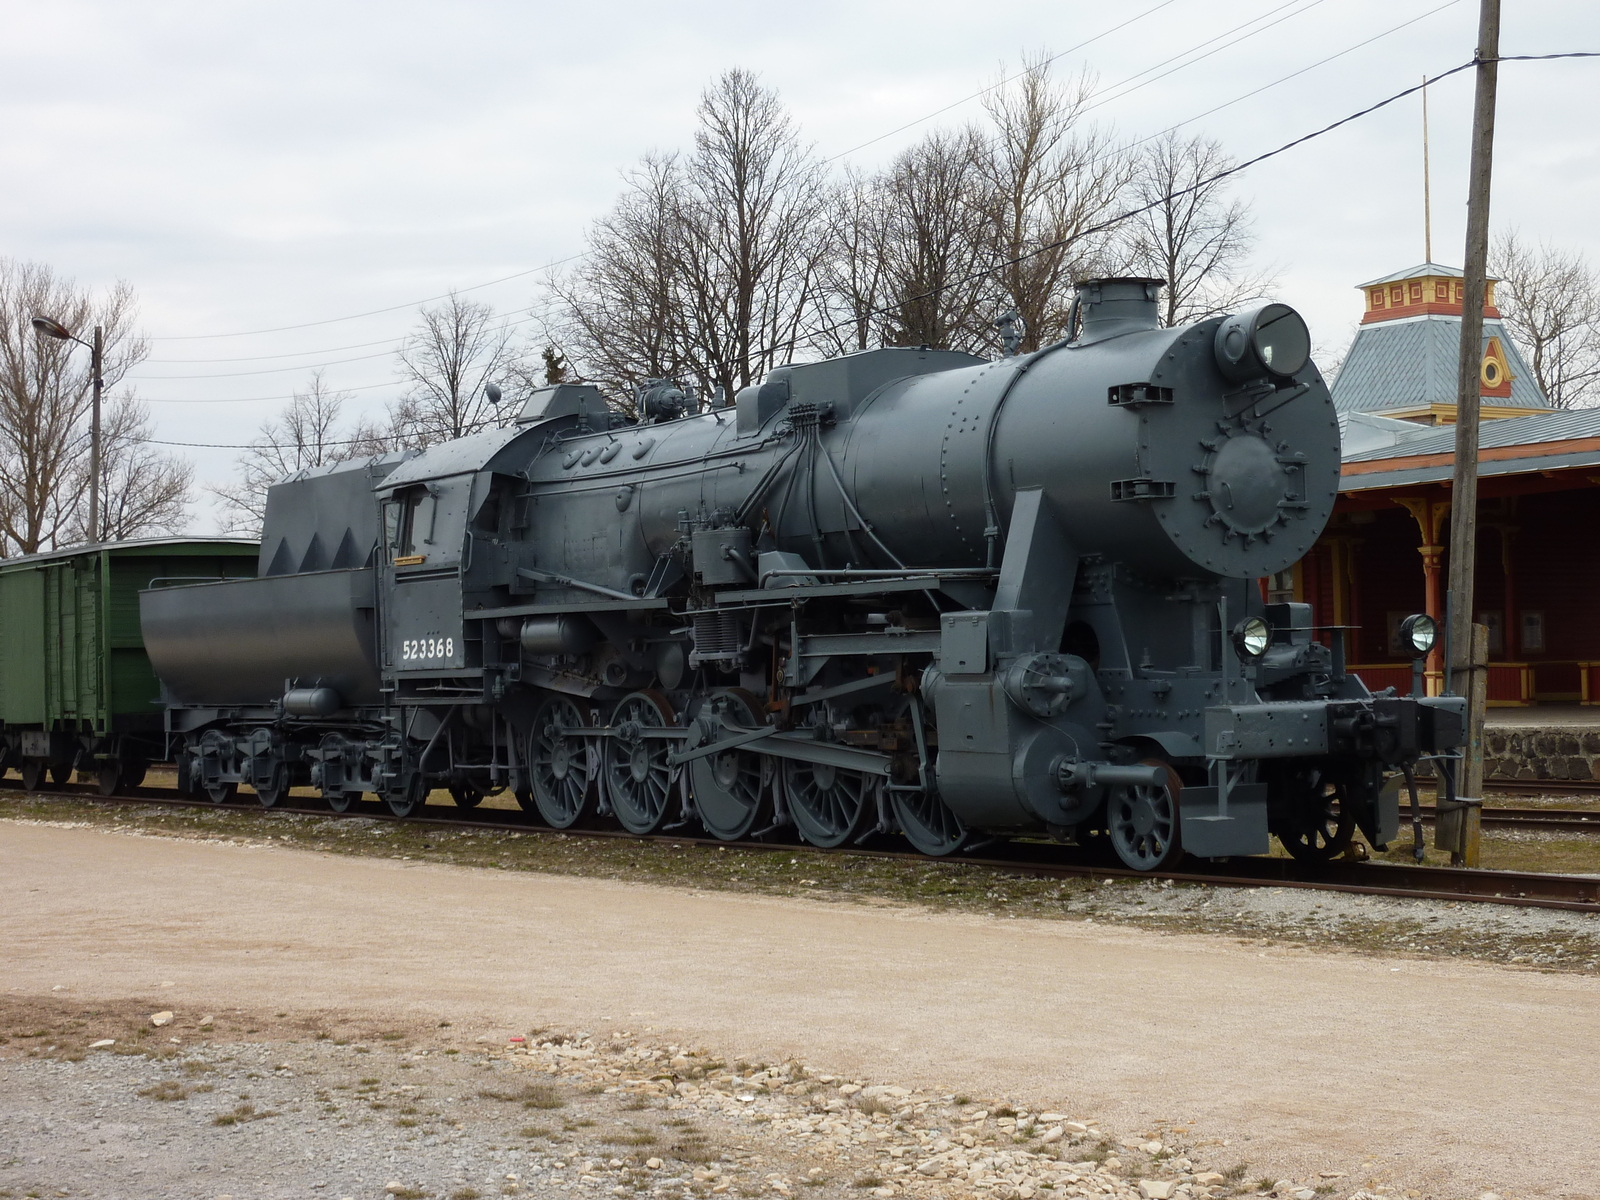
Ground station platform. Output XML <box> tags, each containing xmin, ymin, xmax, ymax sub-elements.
<box><xmin>1481</xmin><ymin>706</ymin><xmax>1600</xmax><ymax>784</ymax></box>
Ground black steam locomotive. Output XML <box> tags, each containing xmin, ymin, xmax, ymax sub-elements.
<box><xmin>140</xmin><ymin>279</ymin><xmax>1462</xmax><ymax>870</ymax></box>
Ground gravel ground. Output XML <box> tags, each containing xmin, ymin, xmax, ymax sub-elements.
<box><xmin>0</xmin><ymin>997</ymin><xmax>1401</xmax><ymax>1200</ymax></box>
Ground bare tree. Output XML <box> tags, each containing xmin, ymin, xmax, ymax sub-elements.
<box><xmin>973</xmin><ymin>58</ymin><xmax>1132</xmax><ymax>352</ymax></box>
<box><xmin>0</xmin><ymin>259</ymin><xmax>148</xmax><ymax>556</ymax></box>
<box><xmin>212</xmin><ymin>372</ymin><xmax>385</xmax><ymax>535</ymax></box>
<box><xmin>546</xmin><ymin>154</ymin><xmax>697</xmax><ymax>406</ymax></box>
<box><xmin>809</xmin><ymin>169</ymin><xmax>895</xmax><ymax>356</ymax></box>
<box><xmin>1119</xmin><ymin>131</ymin><xmax>1276</xmax><ymax>327</ymax></box>
<box><xmin>81</xmin><ymin>398</ymin><xmax>194</xmax><ymax>542</ymax></box>
<box><xmin>1490</xmin><ymin>232</ymin><xmax>1600</xmax><ymax>409</ymax></box>
<box><xmin>552</xmin><ymin>69</ymin><xmax>828</xmax><ymax>408</ymax></box>
<box><xmin>877</xmin><ymin>129</ymin><xmax>996</xmax><ymax>352</ymax></box>
<box><xmin>391</xmin><ymin>292</ymin><xmax>523</xmax><ymax>445</ymax></box>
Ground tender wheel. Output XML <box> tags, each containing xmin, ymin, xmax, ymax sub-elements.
<box><xmin>205</xmin><ymin>782</ymin><xmax>238</xmax><ymax>804</ymax></box>
<box><xmin>254</xmin><ymin>763</ymin><xmax>290</xmax><ymax>809</ymax></box>
<box><xmin>1107</xmin><ymin>761</ymin><xmax>1183</xmax><ymax>871</ymax></box>
<box><xmin>382</xmin><ymin>771</ymin><xmax>426</xmax><ymax>818</ymax></box>
<box><xmin>1281</xmin><ymin>779</ymin><xmax>1356</xmax><ymax>862</ymax></box>
<box><xmin>689</xmin><ymin>690</ymin><xmax>771</xmax><ymax>841</ymax></box>
<box><xmin>448</xmin><ymin>781</ymin><xmax>484</xmax><ymax>809</ymax></box>
<box><xmin>96</xmin><ymin>764</ymin><xmax>123</xmax><ymax>797</ymax></box>
<box><xmin>785</xmin><ymin>760</ymin><xmax>872</xmax><ymax>848</ymax></box>
<box><xmin>604</xmin><ymin>691</ymin><xmax>678</xmax><ymax>836</ymax></box>
<box><xmin>49</xmin><ymin>764</ymin><xmax>72</xmax><ymax>787</ymax></box>
<box><xmin>891</xmin><ymin>787</ymin><xmax>968</xmax><ymax>857</ymax></box>
<box><xmin>325</xmin><ymin>790</ymin><xmax>354</xmax><ymax>814</ymax></box>
<box><xmin>20</xmin><ymin>761</ymin><xmax>46</xmax><ymax>791</ymax></box>
<box><xmin>527</xmin><ymin>695</ymin><xmax>594</xmax><ymax>829</ymax></box>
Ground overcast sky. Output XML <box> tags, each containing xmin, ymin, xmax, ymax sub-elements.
<box><xmin>4</xmin><ymin>0</ymin><xmax>1597</xmax><ymax>529</ymax></box>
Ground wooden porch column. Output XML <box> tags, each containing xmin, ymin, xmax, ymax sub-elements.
<box><xmin>1396</xmin><ymin>496</ymin><xmax>1451</xmax><ymax>696</ymax></box>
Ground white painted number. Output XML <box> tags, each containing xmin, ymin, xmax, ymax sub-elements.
<box><xmin>401</xmin><ymin>636</ymin><xmax>455</xmax><ymax>663</ymax></box>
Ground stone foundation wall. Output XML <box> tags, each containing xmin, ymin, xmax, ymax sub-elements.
<box><xmin>1484</xmin><ymin>728</ymin><xmax>1600</xmax><ymax>783</ymax></box>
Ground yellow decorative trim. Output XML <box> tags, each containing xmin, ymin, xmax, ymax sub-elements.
<box><xmin>393</xmin><ymin>554</ymin><xmax>427</xmax><ymax>566</ymax></box>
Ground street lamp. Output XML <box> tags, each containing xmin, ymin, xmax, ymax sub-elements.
<box><xmin>32</xmin><ymin>316</ymin><xmax>103</xmax><ymax>544</ymax></box>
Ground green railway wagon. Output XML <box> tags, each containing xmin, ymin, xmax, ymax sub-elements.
<box><xmin>0</xmin><ymin>537</ymin><xmax>258</xmax><ymax>793</ymax></box>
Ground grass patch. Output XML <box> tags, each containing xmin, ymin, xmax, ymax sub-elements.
<box><xmin>478</xmin><ymin>1082</ymin><xmax>565</xmax><ymax>1108</ymax></box>
<box><xmin>520</xmin><ymin>1125</ymin><xmax>552</xmax><ymax>1139</ymax></box>
<box><xmin>852</xmin><ymin>1176</ymin><xmax>884</xmax><ymax>1189</ymax></box>
<box><xmin>604</xmin><ymin>1129</ymin><xmax>659</xmax><ymax>1146</ymax></box>
<box><xmin>138</xmin><ymin>1080</ymin><xmax>188</xmax><ymax>1101</ymax></box>
<box><xmin>451</xmin><ymin>1190</ymin><xmax>482</xmax><ymax>1200</ymax></box>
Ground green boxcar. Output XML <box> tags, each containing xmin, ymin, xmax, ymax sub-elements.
<box><xmin>0</xmin><ymin>537</ymin><xmax>258</xmax><ymax>792</ymax></box>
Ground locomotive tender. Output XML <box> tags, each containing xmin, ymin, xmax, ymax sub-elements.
<box><xmin>141</xmin><ymin>278</ymin><xmax>1463</xmax><ymax>870</ymax></box>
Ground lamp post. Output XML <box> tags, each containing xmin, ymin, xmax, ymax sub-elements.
<box><xmin>32</xmin><ymin>316</ymin><xmax>103</xmax><ymax>544</ymax></box>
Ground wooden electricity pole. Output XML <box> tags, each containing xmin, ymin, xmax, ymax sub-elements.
<box><xmin>1443</xmin><ymin>0</ymin><xmax>1501</xmax><ymax>867</ymax></box>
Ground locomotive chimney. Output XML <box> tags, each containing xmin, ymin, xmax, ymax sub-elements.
<box><xmin>1074</xmin><ymin>278</ymin><xmax>1165</xmax><ymax>343</ymax></box>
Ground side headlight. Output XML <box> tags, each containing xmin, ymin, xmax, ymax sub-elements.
<box><xmin>1398</xmin><ymin>613</ymin><xmax>1438</xmax><ymax>658</ymax></box>
<box><xmin>1214</xmin><ymin>303</ymin><xmax>1312</xmax><ymax>383</ymax></box>
<box><xmin>1232</xmin><ymin>615</ymin><xmax>1271</xmax><ymax>660</ymax></box>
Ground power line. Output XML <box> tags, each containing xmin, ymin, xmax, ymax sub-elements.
<box><xmin>145</xmin><ymin>253</ymin><xmax>582</xmax><ymax>342</ymax></box>
<box><xmin>820</xmin><ymin>0</ymin><xmax>1187</xmax><ymax>163</ymax></box>
<box><xmin>139</xmin><ymin>0</ymin><xmax>1311</xmax><ymax>349</ymax></box>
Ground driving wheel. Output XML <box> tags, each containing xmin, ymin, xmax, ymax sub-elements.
<box><xmin>604</xmin><ymin>691</ymin><xmax>678</xmax><ymax>836</ymax></box>
<box><xmin>527</xmin><ymin>695</ymin><xmax>595</xmax><ymax>829</ymax></box>
<box><xmin>689</xmin><ymin>690</ymin><xmax>771</xmax><ymax>841</ymax></box>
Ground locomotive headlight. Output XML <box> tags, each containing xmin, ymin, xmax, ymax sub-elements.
<box><xmin>1213</xmin><ymin>303</ymin><xmax>1312</xmax><ymax>384</ymax></box>
<box><xmin>1232</xmin><ymin>616</ymin><xmax>1272</xmax><ymax>660</ymax></box>
<box><xmin>1399</xmin><ymin>613</ymin><xmax>1438</xmax><ymax>658</ymax></box>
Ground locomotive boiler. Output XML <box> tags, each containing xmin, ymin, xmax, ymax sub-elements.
<box><xmin>140</xmin><ymin>278</ymin><xmax>1464</xmax><ymax>869</ymax></box>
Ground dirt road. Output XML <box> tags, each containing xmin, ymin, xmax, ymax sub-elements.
<box><xmin>4</xmin><ymin>822</ymin><xmax>1594</xmax><ymax>1197</ymax></box>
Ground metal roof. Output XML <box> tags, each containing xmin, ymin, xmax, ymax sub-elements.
<box><xmin>1342</xmin><ymin>444</ymin><xmax>1600</xmax><ymax>492</ymax></box>
<box><xmin>1342</xmin><ymin>405</ymin><xmax>1600</xmax><ymax>463</ymax></box>
<box><xmin>1330</xmin><ymin>314</ymin><xmax>1548</xmax><ymax>415</ymax></box>
<box><xmin>0</xmin><ymin>536</ymin><xmax>258</xmax><ymax>570</ymax></box>
<box><xmin>1356</xmin><ymin>262</ymin><xmax>1470</xmax><ymax>287</ymax></box>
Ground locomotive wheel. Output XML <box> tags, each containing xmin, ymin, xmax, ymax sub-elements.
<box><xmin>604</xmin><ymin>691</ymin><xmax>678</xmax><ymax>836</ymax></box>
<box><xmin>448</xmin><ymin>781</ymin><xmax>484</xmax><ymax>809</ymax></box>
<box><xmin>1106</xmin><ymin>761</ymin><xmax>1184</xmax><ymax>871</ymax></box>
<box><xmin>96</xmin><ymin>764</ymin><xmax>123</xmax><ymax>797</ymax></box>
<box><xmin>891</xmin><ymin>788</ymin><xmax>968</xmax><ymax>857</ymax></box>
<box><xmin>205</xmin><ymin>782</ymin><xmax>238</xmax><ymax>804</ymax></box>
<box><xmin>382</xmin><ymin>772</ymin><xmax>426</xmax><ymax>818</ymax></box>
<box><xmin>689</xmin><ymin>690</ymin><xmax>771</xmax><ymax>841</ymax></box>
<box><xmin>785</xmin><ymin>760</ymin><xmax>872</xmax><ymax>848</ymax></box>
<box><xmin>20</xmin><ymin>761</ymin><xmax>45</xmax><ymax>792</ymax></box>
<box><xmin>49</xmin><ymin>764</ymin><xmax>71</xmax><ymax>787</ymax></box>
<box><xmin>528</xmin><ymin>695</ymin><xmax>594</xmax><ymax>829</ymax></box>
<box><xmin>254</xmin><ymin>764</ymin><xmax>290</xmax><ymax>809</ymax></box>
<box><xmin>1281</xmin><ymin>782</ymin><xmax>1356</xmax><ymax>862</ymax></box>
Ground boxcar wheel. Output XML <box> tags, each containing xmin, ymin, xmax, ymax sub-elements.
<box><xmin>121</xmin><ymin>762</ymin><xmax>147</xmax><ymax>791</ymax></box>
<box><xmin>96</xmin><ymin>764</ymin><xmax>123</xmax><ymax>797</ymax></box>
<box><xmin>20</xmin><ymin>761</ymin><xmax>45</xmax><ymax>791</ymax></box>
<box><xmin>49</xmin><ymin>764</ymin><xmax>71</xmax><ymax>787</ymax></box>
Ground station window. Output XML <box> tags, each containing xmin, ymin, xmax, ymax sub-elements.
<box><xmin>1409</xmin><ymin>282</ymin><xmax>1423</xmax><ymax>304</ymax></box>
<box><xmin>1391</xmin><ymin>285</ymin><xmax>1405</xmax><ymax>305</ymax></box>
<box><xmin>1370</xmin><ymin>289</ymin><xmax>1386</xmax><ymax>308</ymax></box>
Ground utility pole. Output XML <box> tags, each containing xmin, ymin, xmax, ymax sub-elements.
<box><xmin>1422</xmin><ymin>74</ymin><xmax>1433</xmax><ymax>263</ymax></box>
<box><xmin>89</xmin><ymin>324</ymin><xmax>103</xmax><ymax>544</ymax></box>
<box><xmin>1444</xmin><ymin>0</ymin><xmax>1500</xmax><ymax>867</ymax></box>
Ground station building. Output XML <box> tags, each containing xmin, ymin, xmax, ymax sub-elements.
<box><xmin>1287</xmin><ymin>263</ymin><xmax>1600</xmax><ymax>709</ymax></box>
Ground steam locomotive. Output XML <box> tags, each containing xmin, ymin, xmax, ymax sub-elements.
<box><xmin>140</xmin><ymin>278</ymin><xmax>1463</xmax><ymax>870</ymax></box>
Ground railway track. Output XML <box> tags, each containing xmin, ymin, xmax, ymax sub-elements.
<box><xmin>1486</xmin><ymin>777</ymin><xmax>1600</xmax><ymax>796</ymax></box>
<box><xmin>1409</xmin><ymin>804</ymin><xmax>1600</xmax><ymax>833</ymax></box>
<box><xmin>7</xmin><ymin>781</ymin><xmax>1599</xmax><ymax>915</ymax></box>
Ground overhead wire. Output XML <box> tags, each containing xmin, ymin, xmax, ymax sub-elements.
<box><xmin>138</xmin><ymin>60</ymin><xmax>1505</xmax><ymax>447</ymax></box>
